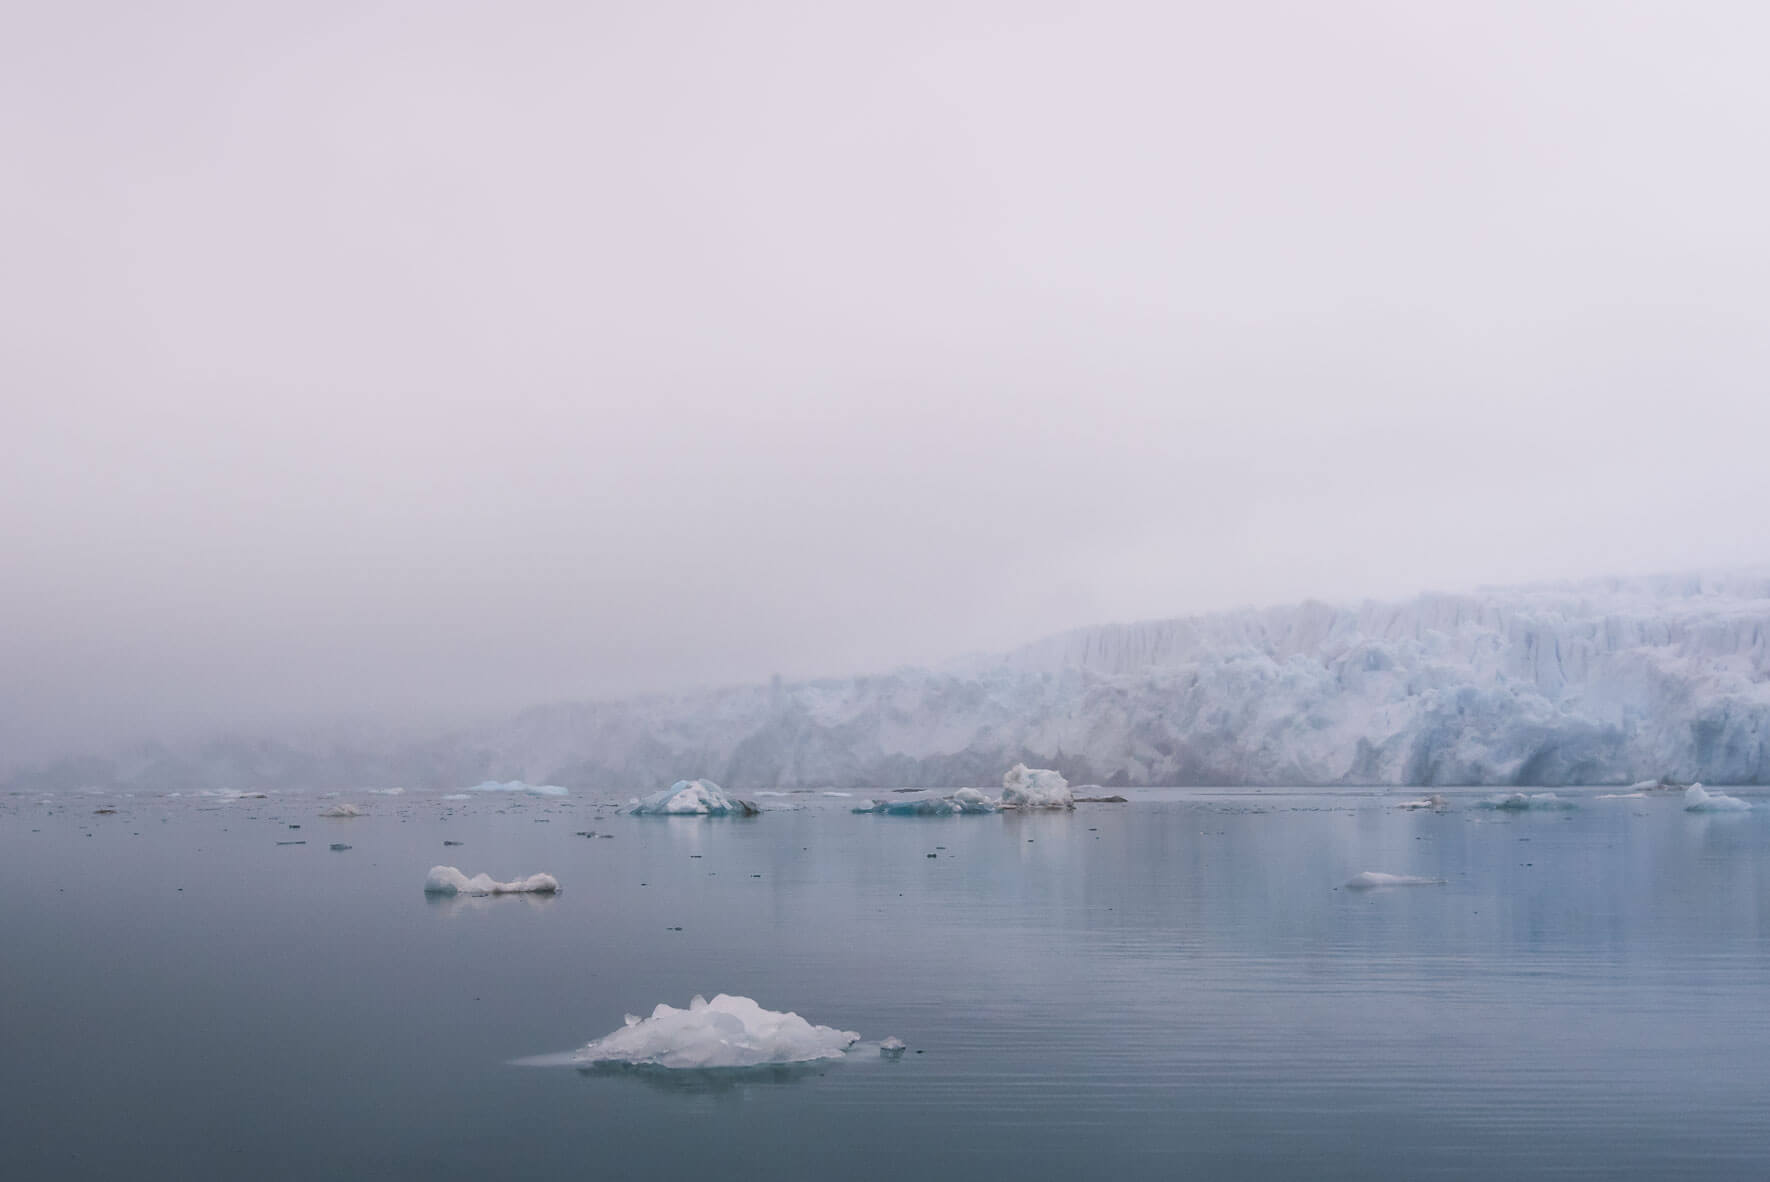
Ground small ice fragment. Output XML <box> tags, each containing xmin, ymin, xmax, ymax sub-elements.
<box><xmin>319</xmin><ymin>803</ymin><xmax>362</xmax><ymax>818</ymax></box>
<box><xmin>423</xmin><ymin>866</ymin><xmax>560</xmax><ymax>896</ymax></box>
<box><xmin>329</xmin><ymin>842</ymin><xmax>352</xmax><ymax>851</ymax></box>
<box><xmin>1000</xmin><ymin>764</ymin><xmax>1073</xmax><ymax>809</ymax></box>
<box><xmin>368</xmin><ymin>787</ymin><xmax>406</xmax><ymax>796</ymax></box>
<box><xmin>1684</xmin><ymin>784</ymin><xmax>1749</xmax><ymax>812</ymax></box>
<box><xmin>575</xmin><ymin>993</ymin><xmax>859</xmax><ymax>1069</ymax></box>
<box><xmin>1344</xmin><ymin>871</ymin><xmax>1444</xmax><ymax>889</ymax></box>
<box><xmin>880</xmin><ymin>1037</ymin><xmax>906</xmax><ymax>1059</ymax></box>
<box><xmin>1396</xmin><ymin>794</ymin><xmax>1447</xmax><ymax>810</ymax></box>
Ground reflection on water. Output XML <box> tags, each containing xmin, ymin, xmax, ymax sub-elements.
<box><xmin>3</xmin><ymin>786</ymin><xmax>1768</xmax><ymax>1180</ymax></box>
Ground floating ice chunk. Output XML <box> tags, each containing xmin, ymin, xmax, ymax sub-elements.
<box><xmin>880</xmin><ymin>1037</ymin><xmax>906</xmax><ymax>1059</ymax></box>
<box><xmin>441</xmin><ymin>793</ymin><xmax>470</xmax><ymax>800</ymax></box>
<box><xmin>1396</xmin><ymin>794</ymin><xmax>1448</xmax><ymax>809</ymax></box>
<box><xmin>1481</xmin><ymin>792</ymin><xmax>1576</xmax><ymax>811</ymax></box>
<box><xmin>423</xmin><ymin>866</ymin><xmax>560</xmax><ymax>896</ymax></box>
<box><xmin>1596</xmin><ymin>792</ymin><xmax>1647</xmax><ymax>799</ymax></box>
<box><xmin>576</xmin><ymin>994</ymin><xmax>859</xmax><ymax>1069</ymax></box>
<box><xmin>319</xmin><ymin>803</ymin><xmax>362</xmax><ymax>818</ymax></box>
<box><xmin>1684</xmin><ymin>784</ymin><xmax>1750</xmax><ymax>812</ymax></box>
<box><xmin>466</xmin><ymin>780</ymin><xmax>568</xmax><ymax>797</ymax></box>
<box><xmin>368</xmin><ymin>787</ymin><xmax>406</xmax><ymax>796</ymax></box>
<box><xmin>853</xmin><ymin>787</ymin><xmax>999</xmax><ymax>816</ymax></box>
<box><xmin>822</xmin><ymin>791</ymin><xmax>853</xmax><ymax>798</ymax></box>
<box><xmin>629</xmin><ymin>779</ymin><xmax>757</xmax><ymax>815</ymax></box>
<box><xmin>1344</xmin><ymin>871</ymin><xmax>1445</xmax><ymax>889</ymax></box>
<box><xmin>1628</xmin><ymin>779</ymin><xmax>1662</xmax><ymax>792</ymax></box>
<box><xmin>329</xmin><ymin>842</ymin><xmax>352</xmax><ymax>851</ymax></box>
<box><xmin>1000</xmin><ymin>764</ymin><xmax>1073</xmax><ymax>809</ymax></box>
<box><xmin>756</xmin><ymin>791</ymin><xmax>790</xmax><ymax>797</ymax></box>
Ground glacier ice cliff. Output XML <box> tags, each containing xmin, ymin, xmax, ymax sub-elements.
<box><xmin>10</xmin><ymin>572</ymin><xmax>1770</xmax><ymax>790</ymax></box>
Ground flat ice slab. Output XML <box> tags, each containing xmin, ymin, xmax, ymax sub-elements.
<box><xmin>466</xmin><ymin>780</ymin><xmax>568</xmax><ymax>797</ymax></box>
<box><xmin>1481</xmin><ymin>792</ymin><xmax>1576</xmax><ymax>811</ymax></box>
<box><xmin>1345</xmin><ymin>871</ymin><xmax>1445</xmax><ymax>889</ymax></box>
<box><xmin>577</xmin><ymin>994</ymin><xmax>859</xmax><ymax>1069</ymax></box>
<box><xmin>853</xmin><ymin>787</ymin><xmax>998</xmax><ymax>816</ymax></box>
<box><xmin>422</xmin><ymin>866</ymin><xmax>560</xmax><ymax>896</ymax></box>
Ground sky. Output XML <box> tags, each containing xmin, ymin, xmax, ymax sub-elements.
<box><xmin>4</xmin><ymin>0</ymin><xmax>1769</xmax><ymax>761</ymax></box>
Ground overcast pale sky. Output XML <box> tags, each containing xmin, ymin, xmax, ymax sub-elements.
<box><xmin>3</xmin><ymin>0</ymin><xmax>1768</xmax><ymax>760</ymax></box>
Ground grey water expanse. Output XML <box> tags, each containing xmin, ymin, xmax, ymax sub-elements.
<box><xmin>5</xmin><ymin>786</ymin><xmax>1769</xmax><ymax>1180</ymax></box>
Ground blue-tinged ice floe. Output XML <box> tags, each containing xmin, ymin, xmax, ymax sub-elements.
<box><xmin>576</xmin><ymin>994</ymin><xmax>859</xmax><ymax>1069</ymax></box>
<box><xmin>1344</xmin><ymin>871</ymin><xmax>1445</xmax><ymax>889</ymax></box>
<box><xmin>422</xmin><ymin>866</ymin><xmax>559</xmax><ymax>895</ymax></box>
<box><xmin>629</xmin><ymin>779</ymin><xmax>759</xmax><ymax>815</ymax></box>
<box><xmin>1000</xmin><ymin>764</ymin><xmax>1073</xmax><ymax>809</ymax></box>
<box><xmin>853</xmin><ymin>787</ymin><xmax>999</xmax><ymax>816</ymax></box>
<box><xmin>1480</xmin><ymin>792</ymin><xmax>1577</xmax><ymax>811</ymax></box>
<box><xmin>1684</xmin><ymin>783</ymin><xmax>1750</xmax><ymax>812</ymax></box>
<box><xmin>466</xmin><ymin>780</ymin><xmax>569</xmax><ymax>797</ymax></box>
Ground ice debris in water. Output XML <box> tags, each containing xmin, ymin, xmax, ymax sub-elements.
<box><xmin>1481</xmin><ymin>792</ymin><xmax>1576</xmax><ymax>811</ymax></box>
<box><xmin>1684</xmin><ymin>783</ymin><xmax>1750</xmax><ymax>812</ymax></box>
<box><xmin>1344</xmin><ymin>871</ymin><xmax>1445</xmax><ymax>889</ymax></box>
<box><xmin>576</xmin><ymin>994</ymin><xmax>859</xmax><ymax>1069</ymax></box>
<box><xmin>879</xmin><ymin>1036</ymin><xmax>906</xmax><ymax>1059</ymax></box>
<box><xmin>853</xmin><ymin>787</ymin><xmax>998</xmax><ymax>816</ymax></box>
<box><xmin>422</xmin><ymin>866</ymin><xmax>559</xmax><ymax>896</ymax></box>
<box><xmin>466</xmin><ymin>780</ymin><xmax>569</xmax><ymax>797</ymax></box>
<box><xmin>1000</xmin><ymin>764</ymin><xmax>1073</xmax><ymax>809</ymax></box>
<box><xmin>319</xmin><ymin>803</ymin><xmax>362</xmax><ymax>818</ymax></box>
<box><xmin>1396</xmin><ymin>794</ymin><xmax>1448</xmax><ymax>809</ymax></box>
<box><xmin>629</xmin><ymin>779</ymin><xmax>758</xmax><ymax>815</ymax></box>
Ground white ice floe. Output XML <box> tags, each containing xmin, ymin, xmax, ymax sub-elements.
<box><xmin>441</xmin><ymin>793</ymin><xmax>470</xmax><ymax>800</ymax></box>
<box><xmin>1000</xmin><ymin>764</ymin><xmax>1073</xmax><ymax>809</ymax></box>
<box><xmin>1481</xmin><ymin>792</ymin><xmax>1577</xmax><ymax>811</ymax></box>
<box><xmin>466</xmin><ymin>780</ymin><xmax>568</xmax><ymax>797</ymax></box>
<box><xmin>1396</xmin><ymin>794</ymin><xmax>1448</xmax><ymax>809</ymax></box>
<box><xmin>422</xmin><ymin>866</ymin><xmax>560</xmax><ymax>896</ymax></box>
<box><xmin>1684</xmin><ymin>783</ymin><xmax>1750</xmax><ymax>812</ymax></box>
<box><xmin>1597</xmin><ymin>792</ymin><xmax>1647</xmax><ymax>799</ymax></box>
<box><xmin>319</xmin><ymin>803</ymin><xmax>362</xmax><ymax>818</ymax></box>
<box><xmin>821</xmin><ymin>791</ymin><xmax>853</xmax><ymax>798</ymax></box>
<box><xmin>629</xmin><ymin>779</ymin><xmax>755</xmax><ymax>815</ymax></box>
<box><xmin>368</xmin><ymin>787</ymin><xmax>406</xmax><ymax>796</ymax></box>
<box><xmin>1344</xmin><ymin>871</ymin><xmax>1445</xmax><ymax>889</ymax></box>
<box><xmin>853</xmin><ymin>787</ymin><xmax>999</xmax><ymax>816</ymax></box>
<box><xmin>576</xmin><ymin>994</ymin><xmax>859</xmax><ymax>1069</ymax></box>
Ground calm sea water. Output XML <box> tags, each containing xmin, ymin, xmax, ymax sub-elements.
<box><xmin>4</xmin><ymin>786</ymin><xmax>1768</xmax><ymax>1180</ymax></box>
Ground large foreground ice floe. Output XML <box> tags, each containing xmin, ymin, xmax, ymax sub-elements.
<box><xmin>629</xmin><ymin>779</ymin><xmax>757</xmax><ymax>815</ymax></box>
<box><xmin>1000</xmin><ymin>764</ymin><xmax>1073</xmax><ymax>808</ymax></box>
<box><xmin>576</xmin><ymin>994</ymin><xmax>859</xmax><ymax>1069</ymax></box>
<box><xmin>423</xmin><ymin>866</ymin><xmax>560</xmax><ymax>895</ymax></box>
<box><xmin>1344</xmin><ymin>871</ymin><xmax>1445</xmax><ymax>889</ymax></box>
<box><xmin>1684</xmin><ymin>784</ymin><xmax>1750</xmax><ymax>812</ymax></box>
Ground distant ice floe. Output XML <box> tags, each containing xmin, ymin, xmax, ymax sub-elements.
<box><xmin>368</xmin><ymin>787</ymin><xmax>406</xmax><ymax>796</ymax></box>
<box><xmin>576</xmin><ymin>994</ymin><xmax>859</xmax><ymax>1069</ymax></box>
<box><xmin>853</xmin><ymin>787</ymin><xmax>999</xmax><ymax>816</ymax></box>
<box><xmin>1344</xmin><ymin>871</ymin><xmax>1445</xmax><ymax>889</ymax></box>
<box><xmin>1397</xmin><ymin>794</ymin><xmax>1448</xmax><ymax>809</ymax></box>
<box><xmin>629</xmin><ymin>779</ymin><xmax>758</xmax><ymax>815</ymax></box>
<box><xmin>319</xmin><ymin>803</ymin><xmax>362</xmax><ymax>818</ymax></box>
<box><xmin>1000</xmin><ymin>764</ymin><xmax>1073</xmax><ymax>809</ymax></box>
<box><xmin>422</xmin><ymin>866</ymin><xmax>560</xmax><ymax>896</ymax></box>
<box><xmin>1596</xmin><ymin>792</ymin><xmax>1647</xmax><ymax>799</ymax></box>
<box><xmin>467</xmin><ymin>780</ymin><xmax>569</xmax><ymax>797</ymax></box>
<box><xmin>1480</xmin><ymin>792</ymin><xmax>1577</xmax><ymax>811</ymax></box>
<box><xmin>1684</xmin><ymin>784</ymin><xmax>1750</xmax><ymax>812</ymax></box>
<box><xmin>441</xmin><ymin>793</ymin><xmax>470</xmax><ymax>801</ymax></box>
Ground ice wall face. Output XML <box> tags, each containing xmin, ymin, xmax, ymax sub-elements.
<box><xmin>12</xmin><ymin>574</ymin><xmax>1770</xmax><ymax>790</ymax></box>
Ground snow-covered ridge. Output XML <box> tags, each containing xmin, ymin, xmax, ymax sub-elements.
<box><xmin>12</xmin><ymin>572</ymin><xmax>1770</xmax><ymax>790</ymax></box>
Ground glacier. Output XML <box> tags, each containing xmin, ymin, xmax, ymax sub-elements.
<box><xmin>10</xmin><ymin>572</ymin><xmax>1770</xmax><ymax>791</ymax></box>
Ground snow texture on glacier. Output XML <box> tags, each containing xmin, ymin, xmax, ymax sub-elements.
<box><xmin>576</xmin><ymin>993</ymin><xmax>859</xmax><ymax>1069</ymax></box>
<box><xmin>423</xmin><ymin>866</ymin><xmax>560</xmax><ymax>895</ymax></box>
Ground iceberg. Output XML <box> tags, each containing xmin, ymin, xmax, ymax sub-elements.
<box><xmin>1684</xmin><ymin>784</ymin><xmax>1750</xmax><ymax>812</ymax></box>
<box><xmin>629</xmin><ymin>779</ymin><xmax>757</xmax><ymax>815</ymax></box>
<box><xmin>1000</xmin><ymin>764</ymin><xmax>1073</xmax><ymax>809</ymax></box>
<box><xmin>319</xmin><ymin>803</ymin><xmax>362</xmax><ymax>818</ymax></box>
<box><xmin>422</xmin><ymin>866</ymin><xmax>560</xmax><ymax>896</ymax></box>
<box><xmin>1344</xmin><ymin>871</ymin><xmax>1445</xmax><ymax>889</ymax></box>
<box><xmin>852</xmin><ymin>787</ymin><xmax>999</xmax><ymax>816</ymax></box>
<box><xmin>1481</xmin><ymin>792</ymin><xmax>1576</xmax><ymax>811</ymax></box>
<box><xmin>466</xmin><ymin>780</ymin><xmax>569</xmax><ymax>797</ymax></box>
<box><xmin>576</xmin><ymin>994</ymin><xmax>859</xmax><ymax>1070</ymax></box>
